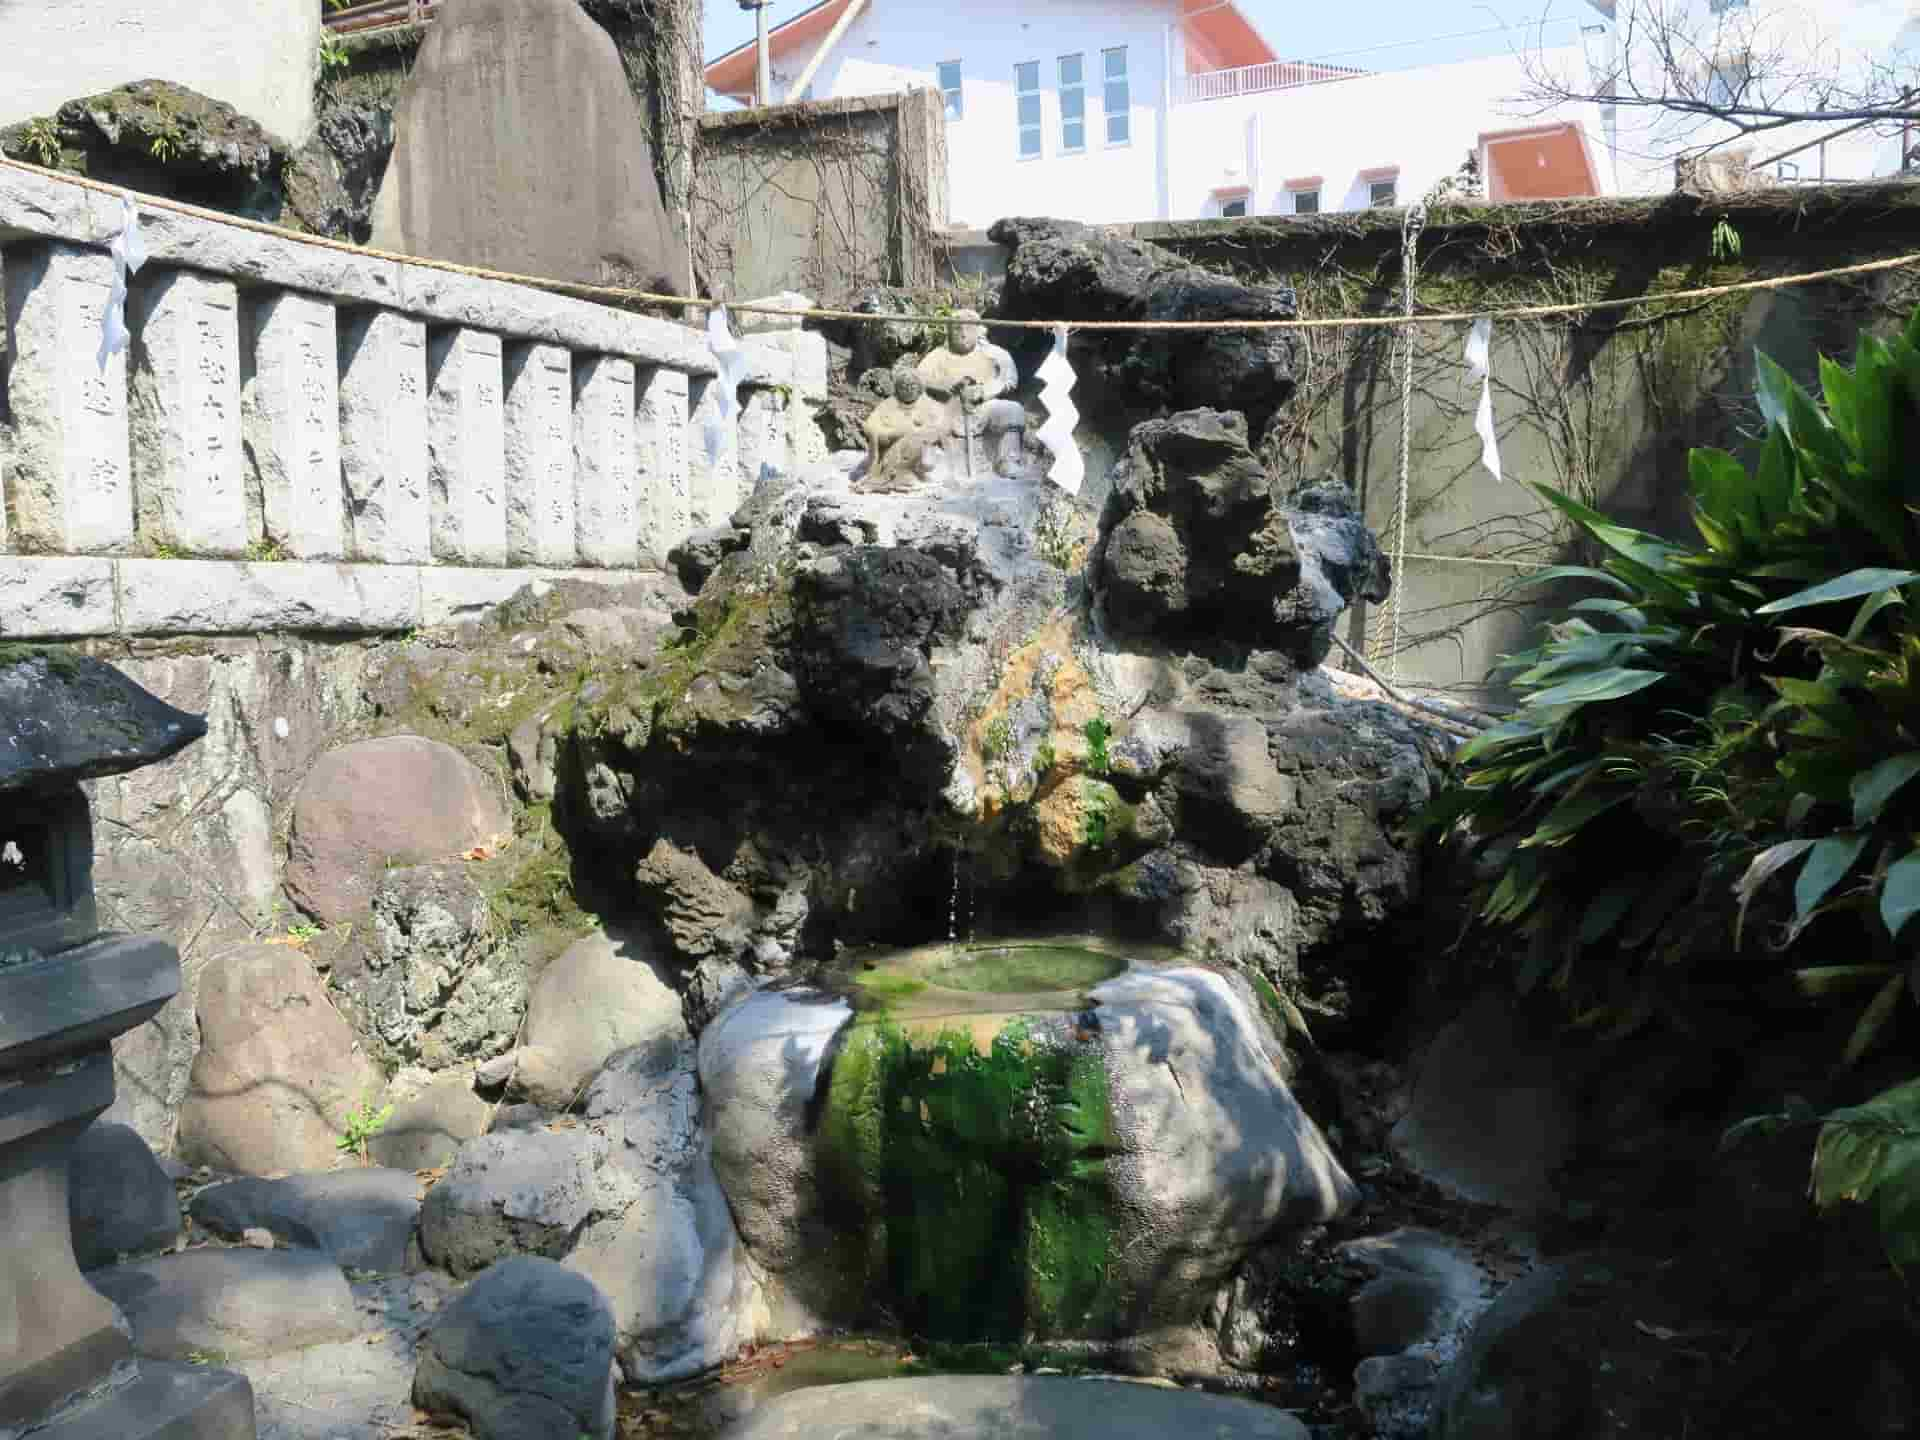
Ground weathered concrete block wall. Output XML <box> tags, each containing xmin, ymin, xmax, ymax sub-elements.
<box><xmin>0</xmin><ymin>163</ymin><xmax>827</xmax><ymax>642</ymax></box>
<box><xmin>0</xmin><ymin>0</ymin><xmax>322</xmax><ymax>146</ymax></box>
<box><xmin>694</xmin><ymin>90</ymin><xmax>949</xmax><ymax>303</ymax></box>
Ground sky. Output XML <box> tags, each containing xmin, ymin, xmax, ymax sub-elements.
<box><xmin>703</xmin><ymin>0</ymin><xmax>1601</xmax><ymax>75</ymax></box>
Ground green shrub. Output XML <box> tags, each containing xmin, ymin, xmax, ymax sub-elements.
<box><xmin>1429</xmin><ymin>304</ymin><xmax>1920</xmax><ymax>1273</ymax></box>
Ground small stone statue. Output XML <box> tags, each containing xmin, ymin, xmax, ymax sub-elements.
<box><xmin>914</xmin><ymin>309</ymin><xmax>1029</xmax><ymax>478</ymax></box>
<box><xmin>857</xmin><ymin>362</ymin><xmax>948</xmax><ymax>493</ymax></box>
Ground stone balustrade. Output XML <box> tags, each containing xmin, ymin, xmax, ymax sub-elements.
<box><xmin>0</xmin><ymin>165</ymin><xmax>829</xmax><ymax>638</ymax></box>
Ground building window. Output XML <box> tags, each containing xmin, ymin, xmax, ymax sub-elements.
<box><xmin>1059</xmin><ymin>53</ymin><xmax>1085</xmax><ymax>152</ymax></box>
<box><xmin>1220</xmin><ymin>196</ymin><xmax>1248</xmax><ymax>218</ymax></box>
<box><xmin>938</xmin><ymin>60</ymin><xmax>963</xmax><ymax>121</ymax></box>
<box><xmin>1292</xmin><ymin>188</ymin><xmax>1320</xmax><ymax>214</ymax></box>
<box><xmin>1103</xmin><ymin>47</ymin><xmax>1130</xmax><ymax>145</ymax></box>
<box><xmin>1015</xmin><ymin>61</ymin><xmax>1041</xmax><ymax>158</ymax></box>
<box><xmin>1369</xmin><ymin>177</ymin><xmax>1397</xmax><ymax>207</ymax></box>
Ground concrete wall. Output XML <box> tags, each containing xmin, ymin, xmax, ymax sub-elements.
<box><xmin>0</xmin><ymin>0</ymin><xmax>322</xmax><ymax>145</ymax></box>
<box><xmin>694</xmin><ymin>90</ymin><xmax>949</xmax><ymax>301</ymax></box>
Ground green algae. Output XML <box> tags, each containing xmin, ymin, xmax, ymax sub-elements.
<box><xmin>819</xmin><ymin>1011</ymin><xmax>1117</xmax><ymax>1343</ymax></box>
<box><xmin>927</xmin><ymin>945</ymin><xmax>1123</xmax><ymax>995</ymax></box>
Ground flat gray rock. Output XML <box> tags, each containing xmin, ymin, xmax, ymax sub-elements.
<box><xmin>720</xmin><ymin>1376</ymin><xmax>1308</xmax><ymax>1439</ymax></box>
<box><xmin>418</xmin><ymin>1128</ymin><xmax>607</xmax><ymax>1278</ymax></box>
<box><xmin>413</xmin><ymin>1256</ymin><xmax>616</xmax><ymax>1440</ymax></box>
<box><xmin>69</xmin><ymin>1121</ymin><xmax>182</xmax><ymax>1270</ymax></box>
<box><xmin>88</xmin><ymin>1247</ymin><xmax>361</xmax><ymax>1362</ymax></box>
<box><xmin>369</xmin><ymin>1072</ymin><xmax>493</xmax><ymax>1171</ymax></box>
<box><xmin>189</xmin><ymin>1169</ymin><xmax>423</xmax><ymax>1273</ymax></box>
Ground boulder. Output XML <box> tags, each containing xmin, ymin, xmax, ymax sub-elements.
<box><xmin>725</xmin><ymin>1376</ymin><xmax>1307</xmax><ymax>1439</ymax></box>
<box><xmin>1339</xmin><ymin>1228</ymin><xmax>1488</xmax><ymax>1358</ymax></box>
<box><xmin>631</xmin><ymin>839</ymin><xmax>755</xmax><ymax>970</ymax></box>
<box><xmin>0</xmin><ymin>649</ymin><xmax>205</xmax><ymax>793</ymax></box>
<box><xmin>369</xmin><ymin>1071</ymin><xmax>493</xmax><ymax>1171</ymax></box>
<box><xmin>700</xmin><ymin>963</ymin><xmax>1354</xmax><ymax>1352</ymax></box>
<box><xmin>88</xmin><ymin>1248</ymin><xmax>361</xmax><ymax>1361</ymax></box>
<box><xmin>0</xmin><ymin>81</ymin><xmax>278</xmax><ymax>221</ymax></box>
<box><xmin>370</xmin><ymin>0</ymin><xmax>690</xmax><ymax>296</ymax></box>
<box><xmin>1095</xmin><ymin>411</ymin><xmax>1381</xmax><ymax>663</ymax></box>
<box><xmin>328</xmin><ymin>862</ymin><xmax>526</xmax><ymax>1070</ymax></box>
<box><xmin>285</xmin><ymin>736</ymin><xmax>509</xmax><ymax>924</ymax></box>
<box><xmin>565</xmin><ymin>1039</ymin><xmax>757</xmax><ymax>1383</ymax></box>
<box><xmin>1429</xmin><ymin>1257</ymin><xmax>1626</xmax><ymax>1440</ymax></box>
<box><xmin>509</xmin><ymin>928</ymin><xmax>683</xmax><ymax>1109</ymax></box>
<box><xmin>67</xmin><ymin>1122</ymin><xmax>182</xmax><ymax>1270</ymax></box>
<box><xmin>1390</xmin><ymin>992</ymin><xmax>1576</xmax><ymax>1215</ymax></box>
<box><xmin>1092</xmin><ymin>967</ymin><xmax>1356</xmax><ymax>1331</ymax></box>
<box><xmin>697</xmin><ymin>988</ymin><xmax>857</xmax><ymax>1327</ymax></box>
<box><xmin>188</xmin><ymin>1169</ymin><xmax>423</xmax><ymax>1273</ymax></box>
<box><xmin>788</xmin><ymin>547</ymin><xmax>966</xmax><ymax>770</ymax></box>
<box><xmin>990</xmin><ymin>216</ymin><xmax>1298</xmax><ymax>437</ymax></box>
<box><xmin>418</xmin><ymin>1129</ymin><xmax>609</xmax><ymax>1278</ymax></box>
<box><xmin>412</xmin><ymin>1256</ymin><xmax>617</xmax><ymax>1440</ymax></box>
<box><xmin>175</xmin><ymin>943</ymin><xmax>385</xmax><ymax>1175</ymax></box>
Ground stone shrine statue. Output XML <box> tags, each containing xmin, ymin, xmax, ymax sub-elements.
<box><xmin>856</xmin><ymin>362</ymin><xmax>948</xmax><ymax>493</ymax></box>
<box><xmin>914</xmin><ymin>309</ymin><xmax>1029</xmax><ymax>478</ymax></box>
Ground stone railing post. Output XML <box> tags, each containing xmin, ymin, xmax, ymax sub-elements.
<box><xmin>241</xmin><ymin>291</ymin><xmax>345</xmax><ymax>560</ymax></box>
<box><xmin>426</xmin><ymin>327</ymin><xmax>507</xmax><ymax>565</ymax></box>
<box><xmin>2</xmin><ymin>242</ymin><xmax>133</xmax><ymax>554</ymax></box>
<box><xmin>128</xmin><ymin>269</ymin><xmax>248</xmax><ymax>557</ymax></box>
<box><xmin>503</xmin><ymin>342</ymin><xmax>576</xmax><ymax>567</ymax></box>
<box><xmin>339</xmin><ymin>310</ymin><xmax>432</xmax><ymax>564</ymax></box>
<box><xmin>573</xmin><ymin>355</ymin><xmax>640</xmax><ymax>568</ymax></box>
<box><xmin>638</xmin><ymin>367</ymin><xmax>692</xmax><ymax>563</ymax></box>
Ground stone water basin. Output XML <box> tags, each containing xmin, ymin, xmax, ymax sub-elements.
<box><xmin>698</xmin><ymin>937</ymin><xmax>1357</xmax><ymax>1367</ymax></box>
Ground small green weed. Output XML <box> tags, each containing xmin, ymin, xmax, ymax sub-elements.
<box><xmin>337</xmin><ymin>1096</ymin><xmax>393</xmax><ymax>1164</ymax></box>
<box><xmin>20</xmin><ymin>117</ymin><xmax>60</xmax><ymax>167</ymax></box>
<box><xmin>1083</xmin><ymin>715</ymin><xmax>1111</xmax><ymax>776</ymax></box>
<box><xmin>1710</xmin><ymin>217</ymin><xmax>1742</xmax><ymax>261</ymax></box>
<box><xmin>980</xmin><ymin>714</ymin><xmax>1012</xmax><ymax>763</ymax></box>
<box><xmin>1033</xmin><ymin>738</ymin><xmax>1056</xmax><ymax>778</ymax></box>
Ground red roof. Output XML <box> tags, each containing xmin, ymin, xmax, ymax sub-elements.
<box><xmin>1179</xmin><ymin>0</ymin><xmax>1279</xmax><ymax>71</ymax></box>
<box><xmin>706</xmin><ymin>0</ymin><xmax>856</xmax><ymax>100</ymax></box>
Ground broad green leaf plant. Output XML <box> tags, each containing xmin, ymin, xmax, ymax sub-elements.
<box><xmin>1429</xmin><ymin>307</ymin><xmax>1920</xmax><ymax>1273</ymax></box>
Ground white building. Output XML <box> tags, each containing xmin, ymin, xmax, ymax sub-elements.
<box><xmin>705</xmin><ymin>0</ymin><xmax>1611</xmax><ymax>227</ymax></box>
<box><xmin>1572</xmin><ymin>0</ymin><xmax>1920</xmax><ymax>190</ymax></box>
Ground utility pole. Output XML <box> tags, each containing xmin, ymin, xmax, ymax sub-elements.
<box><xmin>739</xmin><ymin>0</ymin><xmax>772</xmax><ymax>106</ymax></box>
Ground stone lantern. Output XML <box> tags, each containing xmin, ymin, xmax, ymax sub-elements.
<box><xmin>0</xmin><ymin>650</ymin><xmax>255</xmax><ymax>1438</ymax></box>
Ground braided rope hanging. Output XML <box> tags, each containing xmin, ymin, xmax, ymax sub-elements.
<box><xmin>1375</xmin><ymin>200</ymin><xmax>1427</xmax><ymax>685</ymax></box>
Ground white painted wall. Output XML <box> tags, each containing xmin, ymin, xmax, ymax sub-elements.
<box><xmin>1168</xmin><ymin>49</ymin><xmax>1610</xmax><ymax>219</ymax></box>
<box><xmin>0</xmin><ymin>0</ymin><xmax>320</xmax><ymax>146</ymax></box>
<box><xmin>794</xmin><ymin>0</ymin><xmax>1176</xmax><ymax>226</ymax></box>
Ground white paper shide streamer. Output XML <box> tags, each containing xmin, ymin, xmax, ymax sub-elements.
<box><xmin>1034</xmin><ymin>324</ymin><xmax>1082</xmax><ymax>494</ymax></box>
<box><xmin>704</xmin><ymin>304</ymin><xmax>754</xmax><ymax>466</ymax></box>
<box><xmin>98</xmin><ymin>195</ymin><xmax>148</xmax><ymax>370</ymax></box>
<box><xmin>1464</xmin><ymin>316</ymin><xmax>1502</xmax><ymax>483</ymax></box>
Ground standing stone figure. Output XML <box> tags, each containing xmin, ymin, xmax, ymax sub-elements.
<box><xmin>914</xmin><ymin>309</ymin><xmax>1029</xmax><ymax>478</ymax></box>
<box><xmin>857</xmin><ymin>361</ymin><xmax>947</xmax><ymax>493</ymax></box>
